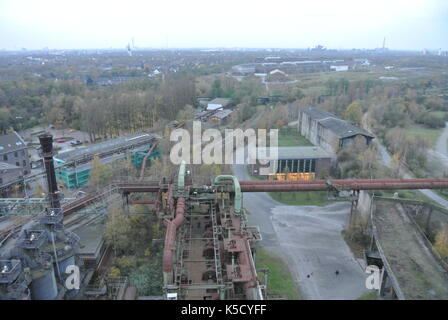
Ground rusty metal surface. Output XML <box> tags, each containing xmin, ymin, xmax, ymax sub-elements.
<box><xmin>162</xmin><ymin>197</ymin><xmax>185</xmax><ymax>273</ymax></box>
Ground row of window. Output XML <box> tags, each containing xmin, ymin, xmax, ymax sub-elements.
<box><xmin>276</xmin><ymin>159</ymin><xmax>316</xmax><ymax>173</ymax></box>
<box><xmin>2</xmin><ymin>150</ymin><xmax>26</xmax><ymax>162</ymax></box>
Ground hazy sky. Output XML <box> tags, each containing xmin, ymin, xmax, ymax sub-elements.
<box><xmin>0</xmin><ymin>0</ymin><xmax>447</xmax><ymax>50</ymax></box>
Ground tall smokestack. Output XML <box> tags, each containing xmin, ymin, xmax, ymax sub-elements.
<box><xmin>39</xmin><ymin>134</ymin><xmax>61</xmax><ymax>210</ymax></box>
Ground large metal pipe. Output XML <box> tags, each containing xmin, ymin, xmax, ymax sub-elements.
<box><xmin>38</xmin><ymin>134</ymin><xmax>60</xmax><ymax>209</ymax></box>
<box><xmin>239</xmin><ymin>178</ymin><xmax>448</xmax><ymax>186</ymax></box>
<box><xmin>239</xmin><ymin>179</ymin><xmax>448</xmax><ymax>192</ymax></box>
<box><xmin>162</xmin><ymin>198</ymin><xmax>185</xmax><ymax>274</ymax></box>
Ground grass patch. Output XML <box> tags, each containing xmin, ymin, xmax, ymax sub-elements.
<box><xmin>269</xmin><ymin>191</ymin><xmax>328</xmax><ymax>206</ymax></box>
<box><xmin>374</xmin><ymin>190</ymin><xmax>441</xmax><ymax>206</ymax></box>
<box><xmin>278</xmin><ymin>127</ymin><xmax>313</xmax><ymax>147</ymax></box>
<box><xmin>402</xmin><ymin>124</ymin><xmax>443</xmax><ymax>147</ymax></box>
<box><xmin>357</xmin><ymin>291</ymin><xmax>378</xmax><ymax>300</ymax></box>
<box><xmin>255</xmin><ymin>247</ymin><xmax>300</xmax><ymax>300</ymax></box>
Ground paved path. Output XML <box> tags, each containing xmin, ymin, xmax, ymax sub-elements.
<box><xmin>363</xmin><ymin>113</ymin><xmax>448</xmax><ymax>208</ymax></box>
<box><xmin>434</xmin><ymin>122</ymin><xmax>448</xmax><ymax>156</ymax></box>
<box><xmin>232</xmin><ymin>164</ymin><xmax>368</xmax><ymax>299</ymax></box>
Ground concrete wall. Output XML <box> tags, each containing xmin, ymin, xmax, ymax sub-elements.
<box><xmin>357</xmin><ymin>190</ymin><xmax>373</xmax><ymax>219</ymax></box>
<box><xmin>298</xmin><ymin>111</ymin><xmax>339</xmax><ymax>154</ymax></box>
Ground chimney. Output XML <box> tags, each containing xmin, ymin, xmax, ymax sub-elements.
<box><xmin>38</xmin><ymin>134</ymin><xmax>61</xmax><ymax>210</ymax></box>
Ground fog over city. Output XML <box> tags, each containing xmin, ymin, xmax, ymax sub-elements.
<box><xmin>0</xmin><ymin>0</ymin><xmax>447</xmax><ymax>50</ymax></box>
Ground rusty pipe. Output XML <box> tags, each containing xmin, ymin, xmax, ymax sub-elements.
<box><xmin>239</xmin><ymin>178</ymin><xmax>448</xmax><ymax>186</ymax></box>
<box><xmin>240</xmin><ymin>180</ymin><xmax>448</xmax><ymax>192</ymax></box>
<box><xmin>162</xmin><ymin>197</ymin><xmax>185</xmax><ymax>273</ymax></box>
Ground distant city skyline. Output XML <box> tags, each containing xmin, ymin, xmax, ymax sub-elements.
<box><xmin>0</xmin><ymin>0</ymin><xmax>447</xmax><ymax>51</ymax></box>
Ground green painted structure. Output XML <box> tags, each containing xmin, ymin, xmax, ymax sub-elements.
<box><xmin>55</xmin><ymin>145</ymin><xmax>159</xmax><ymax>189</ymax></box>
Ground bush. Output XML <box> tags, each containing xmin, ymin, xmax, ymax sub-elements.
<box><xmin>433</xmin><ymin>227</ymin><xmax>448</xmax><ymax>262</ymax></box>
<box><xmin>418</xmin><ymin>113</ymin><xmax>445</xmax><ymax>128</ymax></box>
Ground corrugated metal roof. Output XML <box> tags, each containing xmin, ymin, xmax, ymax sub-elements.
<box><xmin>319</xmin><ymin>117</ymin><xmax>373</xmax><ymax>139</ymax></box>
<box><xmin>0</xmin><ymin>132</ymin><xmax>26</xmax><ymax>154</ymax></box>
<box><xmin>54</xmin><ymin>132</ymin><xmax>157</xmax><ymax>163</ymax></box>
<box><xmin>300</xmin><ymin>106</ymin><xmax>374</xmax><ymax>138</ymax></box>
<box><xmin>210</xmin><ymin>109</ymin><xmax>233</xmax><ymax>119</ymax></box>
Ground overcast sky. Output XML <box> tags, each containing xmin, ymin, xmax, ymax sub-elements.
<box><xmin>0</xmin><ymin>0</ymin><xmax>447</xmax><ymax>51</ymax></box>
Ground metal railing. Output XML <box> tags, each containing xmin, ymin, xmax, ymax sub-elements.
<box><xmin>0</xmin><ymin>260</ymin><xmax>21</xmax><ymax>284</ymax></box>
<box><xmin>18</xmin><ymin>230</ymin><xmax>47</xmax><ymax>249</ymax></box>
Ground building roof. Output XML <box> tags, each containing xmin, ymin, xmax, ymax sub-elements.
<box><xmin>300</xmin><ymin>106</ymin><xmax>373</xmax><ymax>139</ymax></box>
<box><xmin>54</xmin><ymin>132</ymin><xmax>157</xmax><ymax>163</ymax></box>
<box><xmin>300</xmin><ymin>106</ymin><xmax>335</xmax><ymax>121</ymax></box>
<box><xmin>255</xmin><ymin>146</ymin><xmax>334</xmax><ymax>161</ymax></box>
<box><xmin>0</xmin><ymin>131</ymin><xmax>26</xmax><ymax>154</ymax></box>
<box><xmin>269</xmin><ymin>69</ymin><xmax>286</xmax><ymax>75</ymax></box>
<box><xmin>0</xmin><ymin>162</ymin><xmax>21</xmax><ymax>171</ymax></box>
<box><xmin>208</xmin><ymin>98</ymin><xmax>231</xmax><ymax>106</ymax></box>
<box><xmin>319</xmin><ymin>117</ymin><xmax>374</xmax><ymax>139</ymax></box>
<box><xmin>210</xmin><ymin>109</ymin><xmax>233</xmax><ymax>120</ymax></box>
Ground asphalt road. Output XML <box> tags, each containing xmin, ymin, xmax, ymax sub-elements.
<box><xmin>232</xmin><ymin>163</ymin><xmax>368</xmax><ymax>300</ymax></box>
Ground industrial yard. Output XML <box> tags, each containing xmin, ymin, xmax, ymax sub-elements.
<box><xmin>0</xmin><ymin>2</ymin><xmax>448</xmax><ymax>304</ymax></box>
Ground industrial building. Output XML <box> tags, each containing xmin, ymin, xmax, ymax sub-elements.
<box><xmin>0</xmin><ymin>135</ymin><xmax>79</xmax><ymax>300</ymax></box>
<box><xmin>249</xmin><ymin>146</ymin><xmax>335</xmax><ymax>180</ymax></box>
<box><xmin>206</xmin><ymin>109</ymin><xmax>233</xmax><ymax>125</ymax></box>
<box><xmin>0</xmin><ymin>131</ymin><xmax>31</xmax><ymax>185</ymax></box>
<box><xmin>53</xmin><ymin>132</ymin><xmax>158</xmax><ymax>189</ymax></box>
<box><xmin>267</xmin><ymin>69</ymin><xmax>288</xmax><ymax>82</ymax></box>
<box><xmin>298</xmin><ymin>106</ymin><xmax>374</xmax><ymax>154</ymax></box>
<box><xmin>2</xmin><ymin>134</ymin><xmax>448</xmax><ymax>300</ymax></box>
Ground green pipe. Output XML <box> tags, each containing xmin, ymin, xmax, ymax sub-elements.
<box><xmin>214</xmin><ymin>175</ymin><xmax>241</xmax><ymax>213</ymax></box>
<box><xmin>178</xmin><ymin>161</ymin><xmax>186</xmax><ymax>191</ymax></box>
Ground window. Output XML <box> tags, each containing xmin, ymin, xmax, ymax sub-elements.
<box><xmin>14</xmin><ymin>151</ymin><xmax>18</xmax><ymax>157</ymax></box>
<box><xmin>311</xmin><ymin>159</ymin><xmax>316</xmax><ymax>172</ymax></box>
<box><xmin>292</xmin><ymin>159</ymin><xmax>298</xmax><ymax>173</ymax></box>
<box><xmin>299</xmin><ymin>159</ymin><xmax>304</xmax><ymax>172</ymax></box>
<box><xmin>304</xmin><ymin>159</ymin><xmax>310</xmax><ymax>172</ymax></box>
<box><xmin>23</xmin><ymin>160</ymin><xmax>27</xmax><ymax>167</ymax></box>
<box><xmin>16</xmin><ymin>162</ymin><xmax>20</xmax><ymax>167</ymax></box>
<box><xmin>3</xmin><ymin>154</ymin><xmax>7</xmax><ymax>161</ymax></box>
